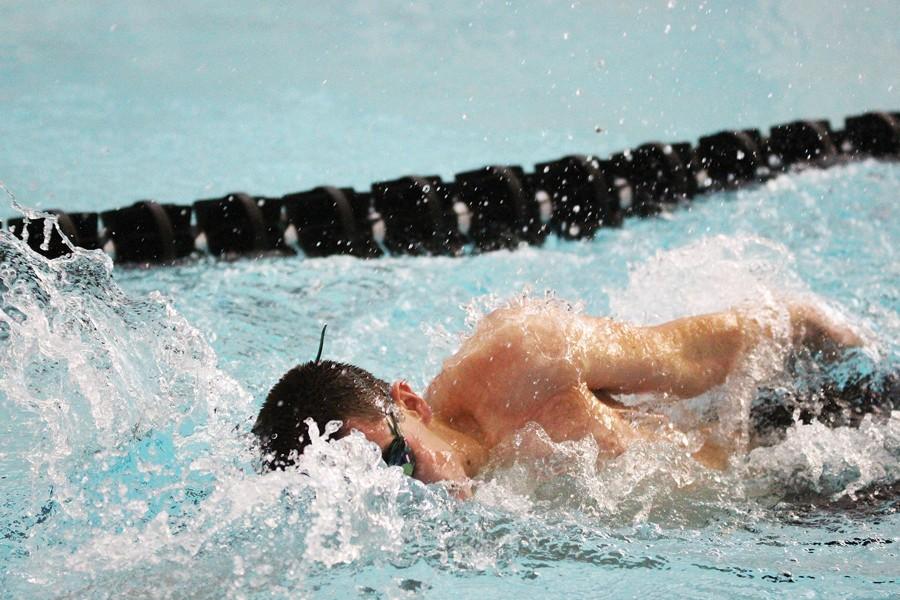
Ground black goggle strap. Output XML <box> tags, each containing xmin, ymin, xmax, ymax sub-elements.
<box><xmin>383</xmin><ymin>412</ymin><xmax>415</xmax><ymax>477</ymax></box>
<box><xmin>314</xmin><ymin>324</ymin><xmax>327</xmax><ymax>363</ymax></box>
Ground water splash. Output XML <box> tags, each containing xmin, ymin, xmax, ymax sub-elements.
<box><xmin>609</xmin><ymin>234</ymin><xmax>805</xmax><ymax>324</ymax></box>
<box><xmin>2</xmin><ymin>165</ymin><xmax>898</xmax><ymax>597</ymax></box>
<box><xmin>743</xmin><ymin>413</ymin><xmax>900</xmax><ymax>501</ymax></box>
<box><xmin>0</xmin><ymin>225</ymin><xmax>254</xmax><ymax>594</ymax></box>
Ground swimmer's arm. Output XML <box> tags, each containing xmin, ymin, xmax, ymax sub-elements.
<box><xmin>581</xmin><ymin>312</ymin><xmax>750</xmax><ymax>398</ymax></box>
<box><xmin>785</xmin><ymin>303</ymin><xmax>863</xmax><ymax>359</ymax></box>
<box><xmin>582</xmin><ymin>304</ymin><xmax>862</xmax><ymax>399</ymax></box>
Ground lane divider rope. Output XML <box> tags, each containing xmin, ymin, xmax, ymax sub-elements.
<box><xmin>4</xmin><ymin>111</ymin><xmax>898</xmax><ymax>265</ymax></box>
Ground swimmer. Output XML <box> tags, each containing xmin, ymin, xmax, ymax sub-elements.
<box><xmin>252</xmin><ymin>301</ymin><xmax>864</xmax><ymax>488</ymax></box>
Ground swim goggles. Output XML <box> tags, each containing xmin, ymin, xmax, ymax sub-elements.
<box><xmin>383</xmin><ymin>412</ymin><xmax>416</xmax><ymax>477</ymax></box>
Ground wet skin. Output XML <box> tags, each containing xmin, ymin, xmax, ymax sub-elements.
<box><xmin>346</xmin><ymin>301</ymin><xmax>862</xmax><ymax>487</ymax></box>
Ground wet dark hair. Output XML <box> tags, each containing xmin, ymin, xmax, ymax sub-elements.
<box><xmin>252</xmin><ymin>360</ymin><xmax>392</xmax><ymax>470</ymax></box>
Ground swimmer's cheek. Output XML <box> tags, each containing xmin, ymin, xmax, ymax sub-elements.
<box><xmin>413</xmin><ymin>449</ymin><xmax>469</xmax><ymax>486</ymax></box>
<box><xmin>440</xmin><ymin>479</ymin><xmax>475</xmax><ymax>500</ymax></box>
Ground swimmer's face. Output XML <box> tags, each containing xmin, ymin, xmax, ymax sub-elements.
<box><xmin>344</xmin><ymin>381</ymin><xmax>469</xmax><ymax>484</ymax></box>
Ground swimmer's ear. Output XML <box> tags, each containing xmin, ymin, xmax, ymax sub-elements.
<box><xmin>390</xmin><ymin>380</ymin><xmax>432</xmax><ymax>424</ymax></box>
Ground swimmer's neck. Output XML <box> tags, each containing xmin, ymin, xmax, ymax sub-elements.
<box><xmin>426</xmin><ymin>415</ymin><xmax>490</xmax><ymax>478</ymax></box>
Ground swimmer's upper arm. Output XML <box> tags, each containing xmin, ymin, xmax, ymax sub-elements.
<box><xmin>440</xmin><ymin>306</ymin><xmax>744</xmax><ymax>403</ymax></box>
<box><xmin>581</xmin><ymin>311</ymin><xmax>750</xmax><ymax>399</ymax></box>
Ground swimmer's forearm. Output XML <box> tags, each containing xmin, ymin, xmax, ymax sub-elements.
<box><xmin>584</xmin><ymin>304</ymin><xmax>862</xmax><ymax>400</ymax></box>
<box><xmin>786</xmin><ymin>302</ymin><xmax>863</xmax><ymax>357</ymax></box>
<box><xmin>635</xmin><ymin>304</ymin><xmax>861</xmax><ymax>396</ymax></box>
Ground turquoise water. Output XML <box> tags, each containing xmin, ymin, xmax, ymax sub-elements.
<box><xmin>2</xmin><ymin>2</ymin><xmax>900</xmax><ymax>599</ymax></box>
<box><xmin>2</xmin><ymin>162</ymin><xmax>898</xmax><ymax>598</ymax></box>
<box><xmin>1</xmin><ymin>1</ymin><xmax>898</xmax><ymax>213</ymax></box>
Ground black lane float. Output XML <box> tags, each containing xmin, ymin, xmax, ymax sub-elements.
<box><xmin>5</xmin><ymin>110</ymin><xmax>899</xmax><ymax>264</ymax></box>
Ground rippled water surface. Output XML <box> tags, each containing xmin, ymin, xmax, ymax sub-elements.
<box><xmin>2</xmin><ymin>162</ymin><xmax>899</xmax><ymax>598</ymax></box>
<box><xmin>2</xmin><ymin>1</ymin><xmax>899</xmax><ymax>598</ymax></box>
<box><xmin>1</xmin><ymin>1</ymin><xmax>898</xmax><ymax>213</ymax></box>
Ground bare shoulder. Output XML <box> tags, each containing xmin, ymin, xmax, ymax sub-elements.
<box><xmin>426</xmin><ymin>302</ymin><xmax>589</xmax><ymax>421</ymax></box>
<box><xmin>437</xmin><ymin>305</ymin><xmax>542</xmax><ymax>371</ymax></box>
<box><xmin>424</xmin><ymin>308</ymin><xmax>517</xmax><ymax>414</ymax></box>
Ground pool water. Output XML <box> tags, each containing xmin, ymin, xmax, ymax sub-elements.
<box><xmin>1</xmin><ymin>1</ymin><xmax>898</xmax><ymax>213</ymax></box>
<box><xmin>2</xmin><ymin>161</ymin><xmax>898</xmax><ymax>598</ymax></box>
<box><xmin>2</xmin><ymin>2</ymin><xmax>899</xmax><ymax>599</ymax></box>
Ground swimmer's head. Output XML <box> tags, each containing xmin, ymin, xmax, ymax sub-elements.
<box><xmin>254</xmin><ymin>362</ymin><xmax>460</xmax><ymax>482</ymax></box>
<box><xmin>254</xmin><ymin>324</ymin><xmax>459</xmax><ymax>480</ymax></box>
<box><xmin>252</xmin><ymin>360</ymin><xmax>393</xmax><ymax>470</ymax></box>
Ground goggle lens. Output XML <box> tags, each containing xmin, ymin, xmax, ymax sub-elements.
<box><xmin>383</xmin><ymin>415</ymin><xmax>416</xmax><ymax>477</ymax></box>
